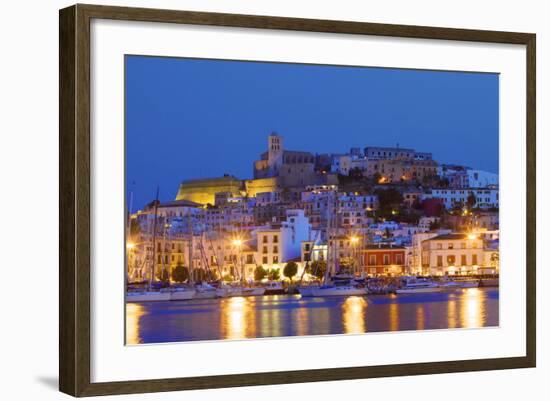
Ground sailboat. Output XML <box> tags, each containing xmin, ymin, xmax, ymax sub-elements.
<box><xmin>127</xmin><ymin>188</ymin><xmax>195</xmax><ymax>302</ymax></box>
<box><xmin>297</xmin><ymin>228</ymin><xmax>322</xmax><ymax>297</ymax></box>
<box><xmin>306</xmin><ymin>192</ymin><xmax>367</xmax><ymax>297</ymax></box>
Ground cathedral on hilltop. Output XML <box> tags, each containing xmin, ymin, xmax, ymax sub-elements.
<box><xmin>253</xmin><ymin>132</ymin><xmax>331</xmax><ymax>188</ymax></box>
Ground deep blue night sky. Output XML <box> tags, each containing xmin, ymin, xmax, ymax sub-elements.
<box><xmin>125</xmin><ymin>55</ymin><xmax>499</xmax><ymax>211</ymax></box>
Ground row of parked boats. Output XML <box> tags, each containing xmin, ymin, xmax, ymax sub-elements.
<box><xmin>126</xmin><ymin>276</ymin><xmax>485</xmax><ymax>302</ymax></box>
<box><xmin>126</xmin><ymin>281</ymin><xmax>284</xmax><ymax>302</ymax></box>
<box><xmin>298</xmin><ymin>275</ymin><xmax>480</xmax><ymax>297</ymax></box>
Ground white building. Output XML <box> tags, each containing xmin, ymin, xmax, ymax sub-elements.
<box><xmin>421</xmin><ymin>232</ymin><xmax>486</xmax><ymax>276</ymax></box>
<box><xmin>254</xmin><ymin>209</ymin><xmax>312</xmax><ymax>269</ymax></box>
<box><xmin>467</xmin><ymin>169</ymin><xmax>499</xmax><ymax>188</ymax></box>
<box><xmin>421</xmin><ymin>188</ymin><xmax>499</xmax><ymax>209</ymax></box>
<box><xmin>331</xmin><ymin>154</ymin><xmax>352</xmax><ymax>175</ymax></box>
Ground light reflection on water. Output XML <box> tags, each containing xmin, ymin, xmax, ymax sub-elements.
<box><xmin>125</xmin><ymin>303</ymin><xmax>145</xmax><ymax>344</ymax></box>
<box><xmin>126</xmin><ymin>288</ymin><xmax>499</xmax><ymax>344</ymax></box>
<box><xmin>461</xmin><ymin>288</ymin><xmax>485</xmax><ymax>328</ymax></box>
<box><xmin>342</xmin><ymin>296</ymin><xmax>367</xmax><ymax>334</ymax></box>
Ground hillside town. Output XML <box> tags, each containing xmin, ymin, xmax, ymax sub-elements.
<box><xmin>126</xmin><ymin>132</ymin><xmax>499</xmax><ymax>290</ymax></box>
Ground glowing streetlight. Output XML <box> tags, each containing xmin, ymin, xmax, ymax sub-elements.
<box><xmin>126</xmin><ymin>242</ymin><xmax>135</xmax><ymax>250</ymax></box>
<box><xmin>232</xmin><ymin>238</ymin><xmax>243</xmax><ymax>247</ymax></box>
<box><xmin>350</xmin><ymin>236</ymin><xmax>359</xmax><ymax>244</ymax></box>
<box><xmin>467</xmin><ymin>233</ymin><xmax>478</xmax><ymax>240</ymax></box>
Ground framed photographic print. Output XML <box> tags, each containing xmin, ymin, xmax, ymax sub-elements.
<box><xmin>59</xmin><ymin>4</ymin><xmax>536</xmax><ymax>397</ymax></box>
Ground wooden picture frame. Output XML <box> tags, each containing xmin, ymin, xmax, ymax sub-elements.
<box><xmin>59</xmin><ymin>3</ymin><xmax>536</xmax><ymax>397</ymax></box>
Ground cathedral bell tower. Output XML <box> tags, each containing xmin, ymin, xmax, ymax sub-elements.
<box><xmin>267</xmin><ymin>132</ymin><xmax>284</xmax><ymax>173</ymax></box>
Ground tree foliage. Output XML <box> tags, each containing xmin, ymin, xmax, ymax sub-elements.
<box><xmin>171</xmin><ymin>264</ymin><xmax>189</xmax><ymax>283</ymax></box>
<box><xmin>283</xmin><ymin>261</ymin><xmax>298</xmax><ymax>282</ymax></box>
<box><xmin>267</xmin><ymin>268</ymin><xmax>280</xmax><ymax>281</ymax></box>
<box><xmin>254</xmin><ymin>265</ymin><xmax>267</xmax><ymax>281</ymax></box>
<box><xmin>306</xmin><ymin>260</ymin><xmax>327</xmax><ymax>280</ymax></box>
<box><xmin>156</xmin><ymin>268</ymin><xmax>170</xmax><ymax>282</ymax></box>
<box><xmin>375</xmin><ymin>188</ymin><xmax>403</xmax><ymax>216</ymax></box>
<box><xmin>192</xmin><ymin>268</ymin><xmax>207</xmax><ymax>283</ymax></box>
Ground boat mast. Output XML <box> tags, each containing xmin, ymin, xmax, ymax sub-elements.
<box><xmin>188</xmin><ymin>210</ymin><xmax>194</xmax><ymax>285</ymax></box>
<box><xmin>125</xmin><ymin>190</ymin><xmax>133</xmax><ymax>284</ymax></box>
<box><xmin>323</xmin><ymin>192</ymin><xmax>333</xmax><ymax>285</ymax></box>
<box><xmin>149</xmin><ymin>186</ymin><xmax>160</xmax><ymax>291</ymax></box>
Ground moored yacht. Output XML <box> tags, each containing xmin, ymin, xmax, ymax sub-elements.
<box><xmin>169</xmin><ymin>286</ymin><xmax>196</xmax><ymax>301</ymax></box>
<box><xmin>297</xmin><ymin>283</ymin><xmax>321</xmax><ymax>297</ymax></box>
<box><xmin>310</xmin><ymin>284</ymin><xmax>367</xmax><ymax>297</ymax></box>
<box><xmin>396</xmin><ymin>277</ymin><xmax>441</xmax><ymax>294</ymax></box>
<box><xmin>126</xmin><ymin>290</ymin><xmax>172</xmax><ymax>303</ymax></box>
<box><xmin>193</xmin><ymin>282</ymin><xmax>219</xmax><ymax>299</ymax></box>
<box><xmin>438</xmin><ymin>276</ymin><xmax>480</xmax><ymax>290</ymax></box>
<box><xmin>240</xmin><ymin>287</ymin><xmax>266</xmax><ymax>296</ymax></box>
<box><xmin>262</xmin><ymin>281</ymin><xmax>285</xmax><ymax>295</ymax></box>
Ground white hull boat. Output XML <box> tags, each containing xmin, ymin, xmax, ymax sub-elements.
<box><xmin>224</xmin><ymin>286</ymin><xmax>244</xmax><ymax>297</ymax></box>
<box><xmin>263</xmin><ymin>281</ymin><xmax>286</xmax><ymax>295</ymax></box>
<box><xmin>311</xmin><ymin>285</ymin><xmax>367</xmax><ymax>297</ymax></box>
<box><xmin>297</xmin><ymin>286</ymin><xmax>320</xmax><ymax>297</ymax></box>
<box><xmin>439</xmin><ymin>279</ymin><xmax>480</xmax><ymax>290</ymax></box>
<box><xmin>193</xmin><ymin>289</ymin><xmax>218</xmax><ymax>299</ymax></box>
<box><xmin>240</xmin><ymin>287</ymin><xmax>266</xmax><ymax>296</ymax></box>
<box><xmin>396</xmin><ymin>287</ymin><xmax>442</xmax><ymax>294</ymax></box>
<box><xmin>224</xmin><ymin>286</ymin><xmax>266</xmax><ymax>297</ymax></box>
<box><xmin>396</xmin><ymin>277</ymin><xmax>442</xmax><ymax>294</ymax></box>
<box><xmin>126</xmin><ymin>291</ymin><xmax>171</xmax><ymax>303</ymax></box>
<box><xmin>457</xmin><ymin>280</ymin><xmax>480</xmax><ymax>288</ymax></box>
<box><xmin>169</xmin><ymin>288</ymin><xmax>196</xmax><ymax>301</ymax></box>
<box><xmin>194</xmin><ymin>283</ymin><xmax>220</xmax><ymax>299</ymax></box>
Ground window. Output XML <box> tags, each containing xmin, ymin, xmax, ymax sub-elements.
<box><xmin>472</xmin><ymin>254</ymin><xmax>478</xmax><ymax>265</ymax></box>
<box><xmin>273</xmin><ymin>256</ymin><xmax>279</xmax><ymax>264</ymax></box>
<box><xmin>273</xmin><ymin>246</ymin><xmax>279</xmax><ymax>253</ymax></box>
<box><xmin>437</xmin><ymin>255</ymin><xmax>443</xmax><ymax>267</ymax></box>
<box><xmin>273</xmin><ymin>235</ymin><xmax>278</xmax><ymax>243</ymax></box>
<box><xmin>262</xmin><ymin>256</ymin><xmax>268</xmax><ymax>264</ymax></box>
<box><xmin>383</xmin><ymin>254</ymin><xmax>390</xmax><ymax>265</ymax></box>
<box><xmin>396</xmin><ymin>254</ymin><xmax>403</xmax><ymax>264</ymax></box>
<box><xmin>369</xmin><ymin>255</ymin><xmax>376</xmax><ymax>266</ymax></box>
<box><xmin>461</xmin><ymin>242</ymin><xmax>466</xmax><ymax>249</ymax></box>
<box><xmin>263</xmin><ymin>235</ymin><xmax>268</xmax><ymax>243</ymax></box>
<box><xmin>305</xmin><ymin>243</ymin><xmax>311</xmax><ymax>251</ymax></box>
<box><xmin>447</xmin><ymin>255</ymin><xmax>455</xmax><ymax>265</ymax></box>
<box><xmin>448</xmin><ymin>243</ymin><xmax>454</xmax><ymax>249</ymax></box>
<box><xmin>461</xmin><ymin>254</ymin><xmax>467</xmax><ymax>266</ymax></box>
<box><xmin>246</xmin><ymin>255</ymin><xmax>254</xmax><ymax>264</ymax></box>
<box><xmin>437</xmin><ymin>243</ymin><xmax>443</xmax><ymax>250</ymax></box>
<box><xmin>263</xmin><ymin>246</ymin><xmax>268</xmax><ymax>254</ymax></box>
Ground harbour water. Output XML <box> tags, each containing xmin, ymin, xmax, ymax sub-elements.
<box><xmin>126</xmin><ymin>287</ymin><xmax>499</xmax><ymax>344</ymax></box>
